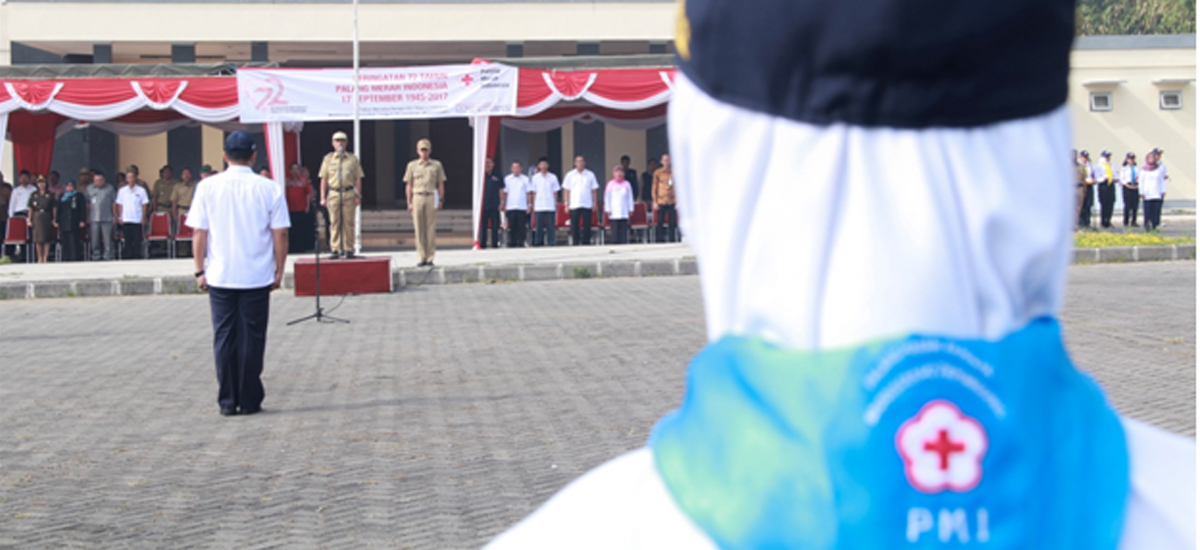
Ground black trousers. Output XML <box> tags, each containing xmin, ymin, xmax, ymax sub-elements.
<box><xmin>506</xmin><ymin>209</ymin><xmax>528</xmax><ymax>247</ymax></box>
<box><xmin>611</xmin><ymin>218</ymin><xmax>630</xmax><ymax>244</ymax></box>
<box><xmin>121</xmin><ymin>224</ymin><xmax>144</xmax><ymax>259</ymax></box>
<box><xmin>656</xmin><ymin>204</ymin><xmax>678</xmax><ymax>242</ymax></box>
<box><xmin>1097</xmin><ymin>182</ymin><xmax>1116</xmax><ymax>227</ymax></box>
<box><xmin>1078</xmin><ymin>186</ymin><xmax>1094</xmax><ymax>229</ymax></box>
<box><xmin>479</xmin><ymin>208</ymin><xmax>501</xmax><ymax>249</ymax></box>
<box><xmin>1143</xmin><ymin>199</ymin><xmax>1163</xmax><ymax>231</ymax></box>
<box><xmin>209</xmin><ymin>286</ymin><xmax>271</xmax><ymax>412</ymax></box>
<box><xmin>571</xmin><ymin>208</ymin><xmax>593</xmax><ymax>245</ymax></box>
<box><xmin>1122</xmin><ymin>187</ymin><xmax>1141</xmax><ymax>226</ymax></box>
<box><xmin>534</xmin><ymin>211</ymin><xmax>557</xmax><ymax>246</ymax></box>
<box><xmin>60</xmin><ymin>230</ymin><xmax>82</xmax><ymax>262</ymax></box>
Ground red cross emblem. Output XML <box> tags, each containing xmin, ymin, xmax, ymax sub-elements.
<box><xmin>896</xmin><ymin>400</ymin><xmax>987</xmax><ymax>493</ymax></box>
<box><xmin>462</xmin><ymin>74</ymin><xmax>475</xmax><ymax>86</ymax></box>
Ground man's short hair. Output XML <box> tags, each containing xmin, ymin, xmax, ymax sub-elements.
<box><xmin>621</xmin><ymin>155</ymin><xmax>631</xmax><ymax>162</ymax></box>
<box><xmin>511</xmin><ymin>160</ymin><xmax>523</xmax><ymax>166</ymax></box>
<box><xmin>227</xmin><ymin>149</ymin><xmax>254</xmax><ymax>162</ymax></box>
<box><xmin>19</xmin><ymin>169</ymin><xmax>30</xmax><ymax>177</ymax></box>
<box><xmin>537</xmin><ymin>156</ymin><xmax>549</xmax><ymax>164</ymax></box>
<box><xmin>50</xmin><ymin>170</ymin><xmax>60</xmax><ymax>178</ymax></box>
<box><xmin>92</xmin><ymin>169</ymin><xmax>105</xmax><ymax>178</ymax></box>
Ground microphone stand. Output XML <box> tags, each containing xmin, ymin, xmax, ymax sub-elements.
<box><xmin>289</xmin><ymin>191</ymin><xmax>348</xmax><ymax>325</ymax></box>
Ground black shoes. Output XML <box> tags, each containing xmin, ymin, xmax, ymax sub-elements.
<box><xmin>343</xmin><ymin>253</ymin><xmax>357</xmax><ymax>260</ymax></box>
<box><xmin>219</xmin><ymin>406</ymin><xmax>262</xmax><ymax>417</ymax></box>
<box><xmin>417</xmin><ymin>261</ymin><xmax>434</xmax><ymax>267</ymax></box>
<box><xmin>328</xmin><ymin>252</ymin><xmax>342</xmax><ymax>260</ymax></box>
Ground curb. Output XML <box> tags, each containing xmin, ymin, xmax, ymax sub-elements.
<box><xmin>0</xmin><ymin>245</ymin><xmax>1193</xmax><ymax>301</ymax></box>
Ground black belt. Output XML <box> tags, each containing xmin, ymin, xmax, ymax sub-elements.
<box><xmin>415</xmin><ymin>191</ymin><xmax>434</xmax><ymax>196</ymax></box>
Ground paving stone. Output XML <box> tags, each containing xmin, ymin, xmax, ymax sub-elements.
<box><xmin>1137</xmin><ymin>245</ymin><xmax>1175</xmax><ymax>262</ymax></box>
<box><xmin>678</xmin><ymin>259</ymin><xmax>699</xmax><ymax>275</ymax></box>
<box><xmin>1073</xmin><ymin>248</ymin><xmax>1099</xmax><ymax>264</ymax></box>
<box><xmin>1178</xmin><ymin>244</ymin><xmax>1196</xmax><ymax>260</ymax></box>
<box><xmin>0</xmin><ymin>263</ymin><xmax>1191</xmax><ymax>549</ymax></box>
<box><xmin>600</xmin><ymin>261</ymin><xmax>638</xmax><ymax>278</ymax></box>
<box><xmin>75</xmin><ymin>280</ymin><xmax>117</xmax><ymax>298</ymax></box>
<box><xmin>1098</xmin><ymin>247</ymin><xmax>1134</xmax><ymax>262</ymax></box>
<box><xmin>31</xmin><ymin>281</ymin><xmax>74</xmax><ymax>299</ymax></box>
<box><xmin>483</xmin><ymin>265</ymin><xmax>521</xmax><ymax>282</ymax></box>
<box><xmin>0</xmin><ymin>282</ymin><xmax>29</xmax><ymax>300</ymax></box>
<box><xmin>441</xmin><ymin>266</ymin><xmax>480</xmax><ymax>284</ymax></box>
<box><xmin>119</xmin><ymin>278</ymin><xmax>156</xmax><ymax>296</ymax></box>
<box><xmin>640</xmin><ymin>260</ymin><xmax>677</xmax><ymax>277</ymax></box>
<box><xmin>161</xmin><ymin>276</ymin><xmax>200</xmax><ymax>295</ymax></box>
<box><xmin>563</xmin><ymin>262</ymin><xmax>598</xmax><ymax>279</ymax></box>
<box><xmin>520</xmin><ymin>264</ymin><xmax>560</xmax><ymax>282</ymax></box>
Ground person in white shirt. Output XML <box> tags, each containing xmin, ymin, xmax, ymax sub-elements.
<box><xmin>8</xmin><ymin>170</ymin><xmax>34</xmax><ymax>219</ymax></box>
<box><xmin>561</xmin><ymin>155</ymin><xmax>599</xmax><ymax>246</ymax></box>
<box><xmin>1119</xmin><ymin>152</ymin><xmax>1140</xmax><ymax>227</ymax></box>
<box><xmin>530</xmin><ymin>158</ymin><xmax>562</xmax><ymax>246</ymax></box>
<box><xmin>604</xmin><ymin>165</ymin><xmax>635</xmax><ymax>244</ymax></box>
<box><xmin>115</xmin><ymin>169</ymin><xmax>150</xmax><ymax>260</ymax></box>
<box><xmin>187</xmin><ymin>131</ymin><xmax>289</xmax><ymax>417</ymax></box>
<box><xmin>501</xmin><ymin>161</ymin><xmax>534</xmax><ymax>248</ymax></box>
<box><xmin>1138</xmin><ymin>151</ymin><xmax>1167</xmax><ymax>232</ymax></box>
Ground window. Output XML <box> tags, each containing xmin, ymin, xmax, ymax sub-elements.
<box><xmin>1160</xmin><ymin>90</ymin><xmax>1183</xmax><ymax>110</ymax></box>
<box><xmin>1089</xmin><ymin>92</ymin><xmax>1113</xmax><ymax>112</ymax></box>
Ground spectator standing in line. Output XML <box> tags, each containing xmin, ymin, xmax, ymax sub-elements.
<box><xmin>1139</xmin><ymin>151</ymin><xmax>1167</xmax><ymax>232</ymax></box>
<box><xmin>86</xmin><ymin>170</ymin><xmax>116</xmax><ymax>261</ymax></box>
<box><xmin>188</xmin><ymin>131</ymin><xmax>289</xmax><ymax>417</ymax></box>
<box><xmin>641</xmin><ymin>158</ymin><xmax>658</xmax><ymax>205</ymax></box>
<box><xmin>403</xmin><ymin>138</ymin><xmax>446</xmax><ymax>267</ymax></box>
<box><xmin>605</xmin><ymin>165</ymin><xmax>635</xmax><ymax>245</ymax></box>
<box><xmin>562</xmin><ymin>155</ymin><xmax>599</xmax><ymax>246</ymax></box>
<box><xmin>285</xmin><ymin>163</ymin><xmax>313</xmax><ymax>253</ymax></box>
<box><xmin>1078</xmin><ymin>150</ymin><xmax>1095</xmax><ymax>230</ymax></box>
<box><xmin>27</xmin><ymin>175</ymin><xmax>57</xmax><ymax>263</ymax></box>
<box><xmin>199</xmin><ymin>165</ymin><xmax>215</xmax><ymax>180</ymax></box>
<box><xmin>258</xmin><ymin>167</ymin><xmax>272</xmax><ymax>178</ymax></box>
<box><xmin>0</xmin><ymin>171</ymin><xmax>11</xmax><ymax>244</ymax></box>
<box><xmin>128</xmin><ymin>164</ymin><xmax>151</xmax><ymax>197</ymax></box>
<box><xmin>479</xmin><ymin>157</ymin><xmax>504</xmax><ymax>249</ymax></box>
<box><xmin>9</xmin><ymin>170</ymin><xmax>34</xmax><ymax>220</ymax></box>
<box><xmin>501</xmin><ymin>161</ymin><xmax>534</xmax><ymax>248</ymax></box>
<box><xmin>171</xmin><ymin>167</ymin><xmax>197</xmax><ymax>226</ymax></box>
<box><xmin>77</xmin><ymin>167</ymin><xmax>93</xmax><ymax>191</ymax></box>
<box><xmin>116</xmin><ymin>169</ymin><xmax>150</xmax><ymax>260</ymax></box>
<box><xmin>320</xmin><ymin>131</ymin><xmax>365</xmax><ymax>260</ymax></box>
<box><xmin>530</xmin><ymin>157</ymin><xmax>561</xmax><ymax>247</ymax></box>
<box><xmin>1095</xmin><ymin>151</ymin><xmax>1116</xmax><ymax>228</ymax></box>
<box><xmin>47</xmin><ymin>171</ymin><xmax>65</xmax><ymax>199</ymax></box>
<box><xmin>55</xmin><ymin>179</ymin><xmax>87</xmax><ymax>262</ymax></box>
<box><xmin>653</xmin><ymin>153</ymin><xmax>678</xmax><ymax>242</ymax></box>
<box><xmin>620</xmin><ymin>155</ymin><xmax>639</xmax><ymax>201</ymax></box>
<box><xmin>1119</xmin><ymin>152</ymin><xmax>1140</xmax><ymax>228</ymax></box>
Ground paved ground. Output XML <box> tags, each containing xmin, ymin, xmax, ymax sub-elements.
<box><xmin>0</xmin><ymin>262</ymin><xmax>1193</xmax><ymax>549</ymax></box>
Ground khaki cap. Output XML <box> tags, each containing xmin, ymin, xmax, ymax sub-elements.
<box><xmin>417</xmin><ymin>138</ymin><xmax>432</xmax><ymax>150</ymax></box>
<box><xmin>332</xmin><ymin>131</ymin><xmax>348</xmax><ymax>141</ymax></box>
<box><xmin>78</xmin><ymin>167</ymin><xmax>91</xmax><ymax>174</ymax></box>
<box><xmin>125</xmin><ymin>165</ymin><xmax>139</xmax><ymax>173</ymax></box>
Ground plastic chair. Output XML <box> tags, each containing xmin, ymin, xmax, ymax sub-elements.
<box><xmin>146</xmin><ymin>212</ymin><xmax>173</xmax><ymax>259</ymax></box>
<box><xmin>3</xmin><ymin>217</ymin><xmax>30</xmax><ymax>263</ymax></box>
<box><xmin>174</xmin><ymin>214</ymin><xmax>194</xmax><ymax>258</ymax></box>
<box><xmin>555</xmin><ymin>203</ymin><xmax>571</xmax><ymax>245</ymax></box>
<box><xmin>629</xmin><ymin>203</ymin><xmax>650</xmax><ymax>243</ymax></box>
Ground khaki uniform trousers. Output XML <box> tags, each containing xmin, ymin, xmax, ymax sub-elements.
<box><xmin>413</xmin><ymin>193</ymin><xmax>437</xmax><ymax>263</ymax></box>
<box><xmin>328</xmin><ymin>189</ymin><xmax>357</xmax><ymax>252</ymax></box>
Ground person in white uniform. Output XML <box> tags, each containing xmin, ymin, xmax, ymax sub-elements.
<box><xmin>484</xmin><ymin>0</ymin><xmax>1195</xmax><ymax>548</ymax></box>
<box><xmin>530</xmin><ymin>158</ymin><xmax>562</xmax><ymax>246</ymax></box>
<box><xmin>501</xmin><ymin>161</ymin><xmax>534</xmax><ymax>248</ymax></box>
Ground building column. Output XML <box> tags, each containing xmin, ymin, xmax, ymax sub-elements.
<box><xmin>577</xmin><ymin>42</ymin><xmax>600</xmax><ymax>56</ymax></box>
<box><xmin>168</xmin><ymin>44</ymin><xmax>202</xmax><ymax>175</ymax></box>
<box><xmin>251</xmin><ymin>41</ymin><xmax>268</xmax><ymax>62</ymax></box>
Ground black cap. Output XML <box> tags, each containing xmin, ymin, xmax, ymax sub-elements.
<box><xmin>1151</xmin><ymin>147</ymin><xmax>1163</xmax><ymax>155</ymax></box>
<box><xmin>1126</xmin><ymin>152</ymin><xmax>1136</xmax><ymax>159</ymax></box>
<box><xmin>1080</xmin><ymin>150</ymin><xmax>1090</xmax><ymax>158</ymax></box>
<box><xmin>225</xmin><ymin>131</ymin><xmax>256</xmax><ymax>153</ymax></box>
<box><xmin>1100</xmin><ymin>150</ymin><xmax>1111</xmax><ymax>157</ymax></box>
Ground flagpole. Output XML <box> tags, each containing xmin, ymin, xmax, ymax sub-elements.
<box><xmin>352</xmin><ymin>0</ymin><xmax>362</xmax><ymax>256</ymax></box>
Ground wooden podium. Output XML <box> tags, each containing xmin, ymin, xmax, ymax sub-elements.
<box><xmin>293</xmin><ymin>256</ymin><xmax>392</xmax><ymax>296</ymax></box>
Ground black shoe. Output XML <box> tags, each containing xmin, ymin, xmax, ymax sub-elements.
<box><xmin>328</xmin><ymin>252</ymin><xmax>342</xmax><ymax>260</ymax></box>
<box><xmin>417</xmin><ymin>261</ymin><xmax>428</xmax><ymax>267</ymax></box>
<box><xmin>426</xmin><ymin>262</ymin><xmax>434</xmax><ymax>267</ymax></box>
<box><xmin>220</xmin><ymin>407</ymin><xmax>238</xmax><ymax>417</ymax></box>
<box><xmin>343</xmin><ymin>253</ymin><xmax>357</xmax><ymax>260</ymax></box>
<box><xmin>240</xmin><ymin>406</ymin><xmax>262</xmax><ymax>416</ymax></box>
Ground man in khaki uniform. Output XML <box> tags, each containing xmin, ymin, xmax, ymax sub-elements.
<box><xmin>171</xmin><ymin>167</ymin><xmax>198</xmax><ymax>222</ymax></box>
<box><xmin>319</xmin><ymin>131</ymin><xmax>364</xmax><ymax>259</ymax></box>
<box><xmin>403</xmin><ymin>138</ymin><xmax>446</xmax><ymax>267</ymax></box>
<box><xmin>151</xmin><ymin>165</ymin><xmax>180</xmax><ymax>214</ymax></box>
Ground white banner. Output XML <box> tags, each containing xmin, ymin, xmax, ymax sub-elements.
<box><xmin>237</xmin><ymin>64</ymin><xmax>518</xmax><ymax>123</ymax></box>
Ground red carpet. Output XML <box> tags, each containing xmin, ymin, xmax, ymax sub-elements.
<box><xmin>294</xmin><ymin>256</ymin><xmax>392</xmax><ymax>296</ymax></box>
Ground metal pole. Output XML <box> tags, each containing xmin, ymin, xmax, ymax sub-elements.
<box><xmin>352</xmin><ymin>0</ymin><xmax>362</xmax><ymax>256</ymax></box>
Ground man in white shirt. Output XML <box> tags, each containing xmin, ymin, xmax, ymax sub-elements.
<box><xmin>8</xmin><ymin>170</ymin><xmax>34</xmax><ymax>219</ymax></box>
<box><xmin>501</xmin><ymin>161</ymin><xmax>534</xmax><ymax>248</ymax></box>
<box><xmin>530</xmin><ymin>157</ymin><xmax>561</xmax><ymax>246</ymax></box>
<box><xmin>561</xmin><ymin>155</ymin><xmax>599</xmax><ymax>246</ymax></box>
<box><xmin>115</xmin><ymin>168</ymin><xmax>150</xmax><ymax>260</ymax></box>
<box><xmin>187</xmin><ymin>131</ymin><xmax>290</xmax><ymax>417</ymax></box>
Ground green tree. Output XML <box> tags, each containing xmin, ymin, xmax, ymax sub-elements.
<box><xmin>1077</xmin><ymin>0</ymin><xmax>1196</xmax><ymax>35</ymax></box>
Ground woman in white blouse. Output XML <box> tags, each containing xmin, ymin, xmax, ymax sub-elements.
<box><xmin>1138</xmin><ymin>151</ymin><xmax>1167</xmax><ymax>231</ymax></box>
<box><xmin>604</xmin><ymin>166</ymin><xmax>635</xmax><ymax>245</ymax></box>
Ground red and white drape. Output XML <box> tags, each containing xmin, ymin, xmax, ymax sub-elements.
<box><xmin>0</xmin><ymin>77</ymin><xmax>298</xmax><ymax>185</ymax></box>
<box><xmin>469</xmin><ymin>62</ymin><xmax>676</xmax><ymax>249</ymax></box>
